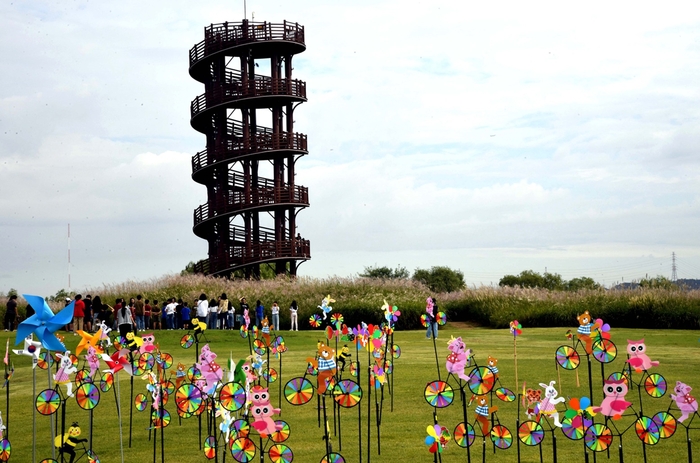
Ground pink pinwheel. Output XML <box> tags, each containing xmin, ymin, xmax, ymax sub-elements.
<box><xmin>425</xmin><ymin>424</ymin><xmax>451</xmax><ymax>453</ymax></box>
<box><xmin>16</xmin><ymin>295</ymin><xmax>74</xmax><ymax>352</ymax></box>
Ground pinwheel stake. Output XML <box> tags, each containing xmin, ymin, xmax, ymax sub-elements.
<box><xmin>16</xmin><ymin>294</ymin><xmax>73</xmax><ymax>461</ymax></box>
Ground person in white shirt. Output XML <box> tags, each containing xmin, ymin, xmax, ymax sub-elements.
<box><xmin>289</xmin><ymin>300</ymin><xmax>298</xmax><ymax>331</ymax></box>
<box><xmin>165</xmin><ymin>298</ymin><xmax>178</xmax><ymax>330</ymax></box>
<box><xmin>196</xmin><ymin>293</ymin><xmax>209</xmax><ymax>324</ymax></box>
<box><xmin>271</xmin><ymin>301</ymin><xmax>280</xmax><ymax>331</ymax></box>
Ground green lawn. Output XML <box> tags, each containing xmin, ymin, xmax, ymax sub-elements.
<box><xmin>2</xmin><ymin>324</ymin><xmax>699</xmax><ymax>463</ymax></box>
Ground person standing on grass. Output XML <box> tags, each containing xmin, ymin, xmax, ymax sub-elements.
<box><xmin>116</xmin><ymin>302</ymin><xmax>135</xmax><ymax>339</ymax></box>
<box><xmin>73</xmin><ymin>295</ymin><xmax>85</xmax><ymax>335</ymax></box>
<box><xmin>181</xmin><ymin>302</ymin><xmax>191</xmax><ymax>330</ymax></box>
<box><xmin>92</xmin><ymin>296</ymin><xmax>103</xmax><ymax>328</ymax></box>
<box><xmin>196</xmin><ymin>294</ymin><xmax>209</xmax><ymax>328</ymax></box>
<box><xmin>150</xmin><ymin>300</ymin><xmax>161</xmax><ymax>330</ymax></box>
<box><xmin>83</xmin><ymin>295</ymin><xmax>93</xmax><ymax>333</ymax></box>
<box><xmin>4</xmin><ymin>295</ymin><xmax>17</xmax><ymax>332</ymax></box>
<box><xmin>209</xmin><ymin>298</ymin><xmax>219</xmax><ymax>330</ymax></box>
<box><xmin>271</xmin><ymin>301</ymin><xmax>280</xmax><ymax>331</ymax></box>
<box><xmin>218</xmin><ymin>294</ymin><xmax>229</xmax><ymax>330</ymax></box>
<box><xmin>255</xmin><ymin>300</ymin><xmax>264</xmax><ymax>329</ymax></box>
<box><xmin>144</xmin><ymin>299</ymin><xmax>151</xmax><ymax>330</ymax></box>
<box><xmin>165</xmin><ymin>298</ymin><xmax>177</xmax><ymax>330</ymax></box>
<box><xmin>134</xmin><ymin>295</ymin><xmax>145</xmax><ymax>331</ymax></box>
<box><xmin>289</xmin><ymin>300</ymin><xmax>298</xmax><ymax>331</ymax></box>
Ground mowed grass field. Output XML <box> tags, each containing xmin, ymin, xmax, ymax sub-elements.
<box><xmin>2</xmin><ymin>324</ymin><xmax>699</xmax><ymax>463</ymax></box>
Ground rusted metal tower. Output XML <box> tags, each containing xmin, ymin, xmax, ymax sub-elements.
<box><xmin>189</xmin><ymin>20</ymin><xmax>310</xmax><ymax>278</ymax></box>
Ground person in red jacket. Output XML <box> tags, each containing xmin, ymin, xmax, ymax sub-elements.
<box><xmin>73</xmin><ymin>294</ymin><xmax>85</xmax><ymax>334</ymax></box>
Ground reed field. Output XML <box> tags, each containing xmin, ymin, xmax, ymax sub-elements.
<box><xmin>4</xmin><ymin>273</ymin><xmax>700</xmax><ymax>330</ymax></box>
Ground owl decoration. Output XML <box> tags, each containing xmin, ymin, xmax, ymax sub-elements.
<box><xmin>593</xmin><ymin>378</ymin><xmax>631</xmax><ymax>419</ymax></box>
<box><xmin>625</xmin><ymin>339</ymin><xmax>659</xmax><ymax>373</ymax></box>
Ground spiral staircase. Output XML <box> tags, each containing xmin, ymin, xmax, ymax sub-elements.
<box><xmin>188</xmin><ymin>20</ymin><xmax>310</xmax><ymax>278</ymax></box>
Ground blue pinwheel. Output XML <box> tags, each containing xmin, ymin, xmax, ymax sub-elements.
<box><xmin>15</xmin><ymin>295</ymin><xmax>73</xmax><ymax>352</ymax></box>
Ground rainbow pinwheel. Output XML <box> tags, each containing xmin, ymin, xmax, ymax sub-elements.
<box><xmin>16</xmin><ymin>295</ymin><xmax>74</xmax><ymax>352</ymax></box>
<box><xmin>562</xmin><ymin>396</ymin><xmax>596</xmax><ymax>438</ymax></box>
<box><xmin>385</xmin><ymin>305</ymin><xmax>401</xmax><ymax>325</ymax></box>
<box><xmin>510</xmin><ymin>320</ymin><xmax>522</xmax><ymax>336</ymax></box>
<box><xmin>425</xmin><ymin>424</ymin><xmax>451</xmax><ymax>453</ymax></box>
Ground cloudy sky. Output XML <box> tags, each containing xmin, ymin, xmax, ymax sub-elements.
<box><xmin>2</xmin><ymin>1</ymin><xmax>700</xmax><ymax>296</ymax></box>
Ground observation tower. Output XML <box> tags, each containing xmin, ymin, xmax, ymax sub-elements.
<box><xmin>189</xmin><ymin>20</ymin><xmax>310</xmax><ymax>278</ymax></box>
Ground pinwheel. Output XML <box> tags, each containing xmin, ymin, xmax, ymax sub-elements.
<box><xmin>561</xmin><ymin>396</ymin><xmax>595</xmax><ymax>440</ymax></box>
<box><xmin>593</xmin><ymin>318</ymin><xmax>611</xmax><ymax>340</ymax></box>
<box><xmin>16</xmin><ymin>295</ymin><xmax>74</xmax><ymax>352</ymax></box>
<box><xmin>509</xmin><ymin>320</ymin><xmax>522</xmax><ymax>336</ymax></box>
<box><xmin>101</xmin><ymin>349</ymin><xmax>133</xmax><ymax>375</ymax></box>
<box><xmin>510</xmin><ymin>320</ymin><xmax>522</xmax><ymax>386</ymax></box>
<box><xmin>75</xmin><ymin>329</ymin><xmax>103</xmax><ymax>356</ymax></box>
<box><xmin>308</xmin><ymin>314</ymin><xmax>322</xmax><ymax>328</ymax></box>
<box><xmin>385</xmin><ymin>305</ymin><xmax>400</xmax><ymax>325</ymax></box>
<box><xmin>425</xmin><ymin>423</ymin><xmax>451</xmax><ymax>453</ymax></box>
<box><xmin>330</xmin><ymin>313</ymin><xmax>344</xmax><ymax>329</ymax></box>
<box><xmin>12</xmin><ymin>334</ymin><xmax>42</xmax><ymax>367</ymax></box>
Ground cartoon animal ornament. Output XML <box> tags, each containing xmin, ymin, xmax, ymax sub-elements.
<box><xmin>446</xmin><ymin>336</ymin><xmax>471</xmax><ymax>382</ymax></box>
<box><xmin>576</xmin><ymin>311</ymin><xmax>600</xmax><ymax>355</ymax></box>
<box><xmin>318</xmin><ymin>295</ymin><xmax>335</xmax><ymax>320</ymax></box>
<box><xmin>472</xmin><ymin>394</ymin><xmax>498</xmax><ymax>435</ymax></box>
<box><xmin>625</xmin><ymin>339</ymin><xmax>659</xmax><ymax>373</ymax></box>
<box><xmin>125</xmin><ymin>332</ymin><xmax>143</xmax><ymax>351</ymax></box>
<box><xmin>85</xmin><ymin>345</ymin><xmax>100</xmax><ymax>379</ymax></box>
<box><xmin>593</xmin><ymin>378</ymin><xmax>631</xmax><ymax>419</ymax></box>
<box><xmin>216</xmin><ymin>405</ymin><xmax>234</xmax><ymax>442</ymax></box>
<box><xmin>54</xmin><ymin>351</ymin><xmax>78</xmax><ymax>397</ymax></box>
<box><xmin>196</xmin><ymin>344</ymin><xmax>223</xmax><ymax>394</ymax></box>
<box><xmin>54</xmin><ymin>421</ymin><xmax>87</xmax><ymax>463</ymax></box>
<box><xmin>0</xmin><ymin>411</ymin><xmax>5</xmax><ymax>439</ymax></box>
<box><xmin>538</xmin><ymin>381</ymin><xmax>565</xmax><ymax>427</ymax></box>
<box><xmin>13</xmin><ymin>334</ymin><xmax>42</xmax><ymax>367</ymax></box>
<box><xmin>523</xmin><ymin>388</ymin><xmax>542</xmax><ymax>419</ymax></box>
<box><xmin>486</xmin><ymin>356</ymin><xmax>499</xmax><ymax>380</ymax></box>
<box><xmin>251</xmin><ymin>399</ymin><xmax>283</xmax><ymax>437</ymax></box>
<box><xmin>306</xmin><ymin>341</ymin><xmax>336</xmax><ymax>394</ymax></box>
<box><xmin>337</xmin><ymin>345</ymin><xmax>351</xmax><ymax>372</ymax></box>
<box><xmin>172</xmin><ymin>363</ymin><xmax>187</xmax><ymax>389</ymax></box>
<box><xmin>671</xmin><ymin>381</ymin><xmax>698</xmax><ymax>423</ymax></box>
<box><xmin>139</xmin><ymin>333</ymin><xmax>156</xmax><ymax>354</ymax></box>
<box><xmin>95</xmin><ymin>321</ymin><xmax>112</xmax><ymax>348</ymax></box>
<box><xmin>260</xmin><ymin>317</ymin><xmax>271</xmax><ymax>345</ymax></box>
<box><xmin>192</xmin><ymin>317</ymin><xmax>207</xmax><ymax>338</ymax></box>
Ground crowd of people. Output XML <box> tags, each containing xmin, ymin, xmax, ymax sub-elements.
<box><xmin>1</xmin><ymin>294</ymin><xmax>304</xmax><ymax>334</ymax></box>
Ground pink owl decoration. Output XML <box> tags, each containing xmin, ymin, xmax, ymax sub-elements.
<box><xmin>593</xmin><ymin>378</ymin><xmax>631</xmax><ymax>419</ymax></box>
<box><xmin>625</xmin><ymin>339</ymin><xmax>659</xmax><ymax>373</ymax></box>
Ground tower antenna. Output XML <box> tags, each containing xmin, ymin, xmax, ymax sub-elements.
<box><xmin>671</xmin><ymin>251</ymin><xmax>677</xmax><ymax>282</ymax></box>
<box><xmin>68</xmin><ymin>223</ymin><xmax>71</xmax><ymax>292</ymax></box>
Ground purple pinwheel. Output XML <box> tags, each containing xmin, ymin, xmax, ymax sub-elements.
<box><xmin>16</xmin><ymin>295</ymin><xmax>73</xmax><ymax>352</ymax></box>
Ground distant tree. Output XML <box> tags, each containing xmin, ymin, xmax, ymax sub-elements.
<box><xmin>639</xmin><ymin>275</ymin><xmax>677</xmax><ymax>290</ymax></box>
<box><xmin>542</xmin><ymin>272</ymin><xmax>565</xmax><ymax>290</ymax></box>
<box><xmin>412</xmin><ymin>266</ymin><xmax>466</xmax><ymax>293</ymax></box>
<box><xmin>360</xmin><ymin>265</ymin><xmax>409</xmax><ymax>280</ymax></box>
<box><xmin>49</xmin><ymin>288</ymin><xmax>72</xmax><ymax>302</ymax></box>
<box><xmin>566</xmin><ymin>277</ymin><xmax>601</xmax><ymax>291</ymax></box>
<box><xmin>499</xmin><ymin>270</ymin><xmax>545</xmax><ymax>288</ymax></box>
<box><xmin>181</xmin><ymin>261</ymin><xmax>197</xmax><ymax>276</ymax></box>
<box><xmin>7</xmin><ymin>288</ymin><xmax>17</xmax><ymax>297</ymax></box>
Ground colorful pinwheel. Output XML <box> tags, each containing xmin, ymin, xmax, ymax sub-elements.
<box><xmin>309</xmin><ymin>314</ymin><xmax>322</xmax><ymax>328</ymax></box>
<box><xmin>509</xmin><ymin>320</ymin><xmax>522</xmax><ymax>337</ymax></box>
<box><xmin>425</xmin><ymin>424</ymin><xmax>451</xmax><ymax>453</ymax></box>
<box><xmin>330</xmin><ymin>313</ymin><xmax>344</xmax><ymax>329</ymax></box>
<box><xmin>16</xmin><ymin>295</ymin><xmax>74</xmax><ymax>352</ymax></box>
<box><xmin>563</xmin><ymin>396</ymin><xmax>596</xmax><ymax>433</ymax></box>
<box><xmin>593</xmin><ymin>318</ymin><xmax>611</xmax><ymax>340</ymax></box>
<box><xmin>385</xmin><ymin>305</ymin><xmax>401</xmax><ymax>325</ymax></box>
